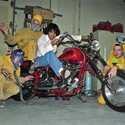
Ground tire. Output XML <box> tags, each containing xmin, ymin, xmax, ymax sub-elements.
<box><xmin>102</xmin><ymin>70</ymin><xmax>125</xmax><ymax>112</ymax></box>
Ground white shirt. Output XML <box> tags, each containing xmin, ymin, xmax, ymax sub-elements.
<box><xmin>36</xmin><ymin>34</ymin><xmax>82</xmax><ymax>57</ymax></box>
<box><xmin>36</xmin><ymin>34</ymin><xmax>54</xmax><ymax>57</ymax></box>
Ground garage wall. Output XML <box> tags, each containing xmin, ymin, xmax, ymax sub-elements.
<box><xmin>52</xmin><ymin>0</ymin><xmax>125</xmax><ymax>35</ymax></box>
<box><xmin>51</xmin><ymin>0</ymin><xmax>80</xmax><ymax>34</ymax></box>
<box><xmin>14</xmin><ymin>0</ymin><xmax>79</xmax><ymax>34</ymax></box>
<box><xmin>14</xmin><ymin>0</ymin><xmax>125</xmax><ymax>34</ymax></box>
<box><xmin>80</xmin><ymin>0</ymin><xmax>125</xmax><ymax>34</ymax></box>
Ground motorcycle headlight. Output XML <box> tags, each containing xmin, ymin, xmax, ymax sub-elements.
<box><xmin>91</xmin><ymin>40</ymin><xmax>100</xmax><ymax>51</ymax></box>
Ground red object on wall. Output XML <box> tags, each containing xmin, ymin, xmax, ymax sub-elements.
<box><xmin>93</xmin><ymin>22</ymin><xmax>124</xmax><ymax>33</ymax></box>
<box><xmin>112</xmin><ymin>23</ymin><xmax>124</xmax><ymax>33</ymax></box>
<box><xmin>93</xmin><ymin>21</ymin><xmax>112</xmax><ymax>32</ymax></box>
<box><xmin>97</xmin><ymin>21</ymin><xmax>112</xmax><ymax>31</ymax></box>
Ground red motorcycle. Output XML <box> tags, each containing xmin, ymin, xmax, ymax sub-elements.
<box><xmin>13</xmin><ymin>33</ymin><xmax>125</xmax><ymax>112</ymax></box>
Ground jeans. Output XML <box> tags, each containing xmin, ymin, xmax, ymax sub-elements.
<box><xmin>34</xmin><ymin>51</ymin><xmax>63</xmax><ymax>76</ymax></box>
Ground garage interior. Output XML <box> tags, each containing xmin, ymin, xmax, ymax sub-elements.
<box><xmin>0</xmin><ymin>0</ymin><xmax>125</xmax><ymax>125</ymax></box>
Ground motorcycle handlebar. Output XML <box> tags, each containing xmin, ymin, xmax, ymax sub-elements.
<box><xmin>58</xmin><ymin>32</ymin><xmax>99</xmax><ymax>51</ymax></box>
<box><xmin>59</xmin><ymin>32</ymin><xmax>86</xmax><ymax>46</ymax></box>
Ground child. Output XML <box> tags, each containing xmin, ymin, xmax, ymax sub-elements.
<box><xmin>98</xmin><ymin>43</ymin><xmax>125</xmax><ymax>105</ymax></box>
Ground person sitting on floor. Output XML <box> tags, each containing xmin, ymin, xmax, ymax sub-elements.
<box><xmin>98</xmin><ymin>43</ymin><xmax>125</xmax><ymax>105</ymax></box>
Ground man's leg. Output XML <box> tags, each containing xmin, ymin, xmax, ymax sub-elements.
<box><xmin>34</xmin><ymin>51</ymin><xmax>63</xmax><ymax>77</ymax></box>
<box><xmin>45</xmin><ymin>51</ymin><xmax>63</xmax><ymax>76</ymax></box>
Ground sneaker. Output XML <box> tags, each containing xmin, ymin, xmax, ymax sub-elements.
<box><xmin>97</xmin><ymin>94</ymin><xmax>106</xmax><ymax>105</ymax></box>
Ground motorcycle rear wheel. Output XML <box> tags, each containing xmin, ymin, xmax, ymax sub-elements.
<box><xmin>102</xmin><ymin>70</ymin><xmax>125</xmax><ymax>112</ymax></box>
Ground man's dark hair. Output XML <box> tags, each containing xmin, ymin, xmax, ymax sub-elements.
<box><xmin>43</xmin><ymin>23</ymin><xmax>60</xmax><ymax>36</ymax></box>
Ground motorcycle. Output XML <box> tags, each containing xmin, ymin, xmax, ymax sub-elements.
<box><xmin>12</xmin><ymin>32</ymin><xmax>125</xmax><ymax>112</ymax></box>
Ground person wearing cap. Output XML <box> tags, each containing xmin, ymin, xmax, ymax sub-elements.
<box><xmin>97</xmin><ymin>43</ymin><xmax>125</xmax><ymax>105</ymax></box>
<box><xmin>0</xmin><ymin>14</ymin><xmax>43</xmax><ymax>61</ymax></box>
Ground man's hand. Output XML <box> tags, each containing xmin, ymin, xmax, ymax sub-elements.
<box><xmin>51</xmin><ymin>38</ymin><xmax>60</xmax><ymax>45</ymax></box>
<box><xmin>20</xmin><ymin>75</ymin><xmax>34</xmax><ymax>83</ymax></box>
<box><xmin>108</xmin><ymin>66</ymin><xmax>117</xmax><ymax>78</ymax></box>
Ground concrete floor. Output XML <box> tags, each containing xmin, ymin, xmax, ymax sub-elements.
<box><xmin>0</xmin><ymin>96</ymin><xmax>125</xmax><ymax>125</ymax></box>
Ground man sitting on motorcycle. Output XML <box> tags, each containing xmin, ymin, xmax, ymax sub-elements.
<box><xmin>33</xmin><ymin>23</ymin><xmax>64</xmax><ymax>85</ymax></box>
<box><xmin>0</xmin><ymin>49</ymin><xmax>33</xmax><ymax>102</ymax></box>
<box><xmin>33</xmin><ymin>23</ymin><xmax>89</xmax><ymax>87</ymax></box>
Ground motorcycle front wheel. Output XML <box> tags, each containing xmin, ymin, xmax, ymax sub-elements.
<box><xmin>102</xmin><ymin>70</ymin><xmax>125</xmax><ymax>112</ymax></box>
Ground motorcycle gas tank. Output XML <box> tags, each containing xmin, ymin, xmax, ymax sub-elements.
<box><xmin>59</xmin><ymin>47</ymin><xmax>86</xmax><ymax>64</ymax></box>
